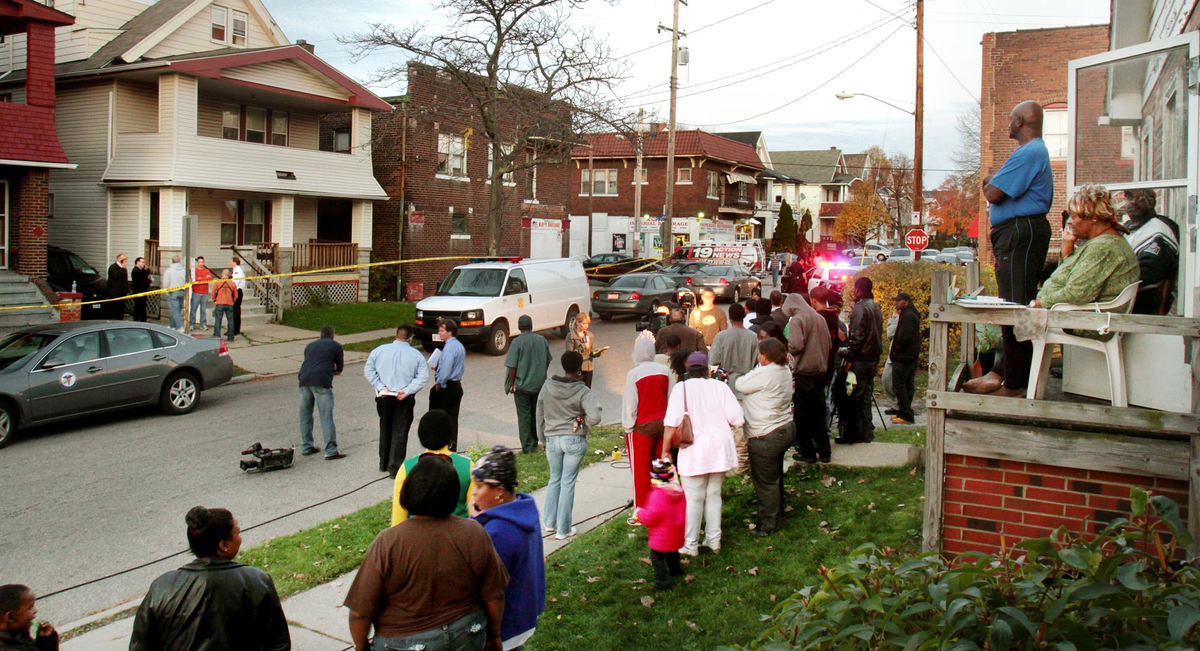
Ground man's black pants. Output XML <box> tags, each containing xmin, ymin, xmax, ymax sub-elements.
<box><xmin>891</xmin><ymin>359</ymin><xmax>917</xmax><ymax>421</ymax></box>
<box><xmin>793</xmin><ymin>373</ymin><xmax>829</xmax><ymax>460</ymax></box>
<box><xmin>428</xmin><ymin>380</ymin><xmax>463</xmax><ymax>450</ymax></box>
<box><xmin>376</xmin><ymin>395</ymin><xmax>415</xmax><ymax>475</ymax></box>
<box><xmin>231</xmin><ymin>289</ymin><xmax>243</xmax><ymax>336</ymax></box>
<box><xmin>991</xmin><ymin>214</ymin><xmax>1050</xmax><ymax>390</ymax></box>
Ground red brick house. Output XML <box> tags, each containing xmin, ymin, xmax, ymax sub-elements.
<box><xmin>569</xmin><ymin>129</ymin><xmax>764</xmax><ymax>256</ymax></box>
<box><xmin>0</xmin><ymin>0</ymin><xmax>74</xmax><ymax>290</ymax></box>
<box><xmin>346</xmin><ymin>61</ymin><xmax>573</xmax><ymax>301</ymax></box>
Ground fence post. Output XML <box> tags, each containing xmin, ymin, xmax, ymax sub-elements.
<box><xmin>277</xmin><ymin>248</ymin><xmax>293</xmax><ymax>320</ymax></box>
<box><xmin>923</xmin><ymin>269</ymin><xmax>951</xmax><ymax>553</ymax></box>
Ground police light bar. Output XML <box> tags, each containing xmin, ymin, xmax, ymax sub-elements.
<box><xmin>468</xmin><ymin>257</ymin><xmax>524</xmax><ymax>263</ymax></box>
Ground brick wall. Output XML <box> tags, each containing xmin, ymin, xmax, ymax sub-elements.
<box><xmin>942</xmin><ymin>454</ymin><xmax>1189</xmax><ymax>557</ymax></box>
<box><xmin>978</xmin><ymin>25</ymin><xmax>1113</xmax><ymax>265</ymax></box>
<box><xmin>10</xmin><ymin>168</ymin><xmax>49</xmax><ymax>278</ymax></box>
<box><xmin>331</xmin><ymin>63</ymin><xmax>573</xmax><ymax>300</ymax></box>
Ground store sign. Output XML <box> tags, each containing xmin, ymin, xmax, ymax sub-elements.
<box><xmin>530</xmin><ymin>218</ymin><xmax>560</xmax><ymax>232</ymax></box>
<box><xmin>700</xmin><ymin>220</ymin><xmax>734</xmax><ymax>233</ymax></box>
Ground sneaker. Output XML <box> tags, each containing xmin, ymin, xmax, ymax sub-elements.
<box><xmin>554</xmin><ymin>527</ymin><xmax>578</xmax><ymax>540</ymax></box>
<box><xmin>543</xmin><ymin>525</ymin><xmax>556</xmax><ymax>534</ymax></box>
<box><xmin>890</xmin><ymin>415</ymin><xmax>915</xmax><ymax>425</ymax></box>
<box><xmin>324</xmin><ymin>452</ymin><xmax>347</xmax><ymax>461</ymax></box>
<box><xmin>680</xmin><ymin>546</ymin><xmax>699</xmax><ymax>557</ymax></box>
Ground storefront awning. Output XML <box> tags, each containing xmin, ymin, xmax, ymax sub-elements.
<box><xmin>725</xmin><ymin>171</ymin><xmax>758</xmax><ymax>185</ymax></box>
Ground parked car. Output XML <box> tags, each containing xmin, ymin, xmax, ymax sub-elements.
<box><xmin>841</xmin><ymin>243</ymin><xmax>890</xmax><ymax>262</ymax></box>
<box><xmin>592</xmin><ymin>273</ymin><xmax>695</xmax><ymax>320</ymax></box>
<box><xmin>846</xmin><ymin>255</ymin><xmax>880</xmax><ymax>268</ymax></box>
<box><xmin>934</xmin><ymin>252</ymin><xmax>961</xmax><ymax>265</ymax></box>
<box><xmin>661</xmin><ymin>261</ymin><xmax>708</xmax><ymax>285</ymax></box>
<box><xmin>0</xmin><ymin>321</ymin><xmax>234</xmax><ymax>449</ymax></box>
<box><xmin>415</xmin><ymin>258</ymin><xmax>591</xmax><ymax>355</ymax></box>
<box><xmin>888</xmin><ymin>248</ymin><xmax>914</xmax><ymax>263</ymax></box>
<box><xmin>914</xmin><ymin>248</ymin><xmax>940</xmax><ymax>262</ymax></box>
<box><xmin>583</xmin><ymin>253</ymin><xmax>659</xmax><ymax>281</ymax></box>
<box><xmin>46</xmin><ymin>246</ymin><xmax>108</xmax><ymax>319</ymax></box>
<box><xmin>955</xmin><ymin>250</ymin><xmax>976</xmax><ymax>263</ymax></box>
<box><xmin>676</xmin><ymin>264</ymin><xmax>761</xmax><ymax>302</ymax></box>
<box><xmin>807</xmin><ymin>262</ymin><xmax>864</xmax><ymax>295</ymax></box>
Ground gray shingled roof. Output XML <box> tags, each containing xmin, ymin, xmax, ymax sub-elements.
<box><xmin>85</xmin><ymin>0</ymin><xmax>199</xmax><ymax>68</ymax></box>
<box><xmin>715</xmin><ymin>131</ymin><xmax>762</xmax><ymax>147</ymax></box>
<box><xmin>771</xmin><ymin>149</ymin><xmax>842</xmax><ymax>184</ymax></box>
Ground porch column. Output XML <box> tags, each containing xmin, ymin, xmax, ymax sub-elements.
<box><xmin>351</xmin><ymin>199</ymin><xmax>373</xmax><ymax>303</ymax></box>
<box><xmin>13</xmin><ymin>169</ymin><xmax>49</xmax><ymax>278</ymax></box>
<box><xmin>157</xmin><ymin>187</ymin><xmax>188</xmax><ymax>270</ymax></box>
<box><xmin>351</xmin><ymin>108</ymin><xmax>372</xmax><ymax>160</ymax></box>
<box><xmin>273</xmin><ymin>195</ymin><xmax>295</xmax><ymax>316</ymax></box>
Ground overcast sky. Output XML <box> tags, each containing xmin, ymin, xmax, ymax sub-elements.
<box><xmin>260</xmin><ymin>0</ymin><xmax>1112</xmax><ymax>186</ymax></box>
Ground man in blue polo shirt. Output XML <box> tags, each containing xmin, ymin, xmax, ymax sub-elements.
<box><xmin>428</xmin><ymin>318</ymin><xmax>466</xmax><ymax>451</ymax></box>
<box><xmin>965</xmin><ymin>100</ymin><xmax>1053</xmax><ymax>397</ymax></box>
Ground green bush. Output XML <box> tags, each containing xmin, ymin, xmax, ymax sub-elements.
<box><xmin>737</xmin><ymin>488</ymin><xmax>1199</xmax><ymax>650</ymax></box>
<box><xmin>843</xmin><ymin>261</ymin><xmax>999</xmax><ymax>365</ymax></box>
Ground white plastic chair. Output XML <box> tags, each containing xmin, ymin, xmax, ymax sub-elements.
<box><xmin>1026</xmin><ymin>281</ymin><xmax>1141</xmax><ymax>407</ymax></box>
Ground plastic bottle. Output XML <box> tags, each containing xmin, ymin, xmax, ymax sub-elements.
<box><xmin>612</xmin><ymin>445</ymin><xmax>622</xmax><ymax>461</ymax></box>
<box><xmin>71</xmin><ymin>280</ymin><xmax>77</xmax><ymax>293</ymax></box>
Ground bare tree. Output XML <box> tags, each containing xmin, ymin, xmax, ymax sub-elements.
<box><xmin>344</xmin><ymin>0</ymin><xmax>630</xmax><ymax>255</ymax></box>
<box><xmin>953</xmin><ymin>102</ymin><xmax>982</xmax><ymax>186</ymax></box>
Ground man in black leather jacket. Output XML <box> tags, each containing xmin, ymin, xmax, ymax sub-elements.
<box><xmin>130</xmin><ymin>506</ymin><xmax>290</xmax><ymax>651</ymax></box>
<box><xmin>837</xmin><ymin>276</ymin><xmax>883</xmax><ymax>444</ymax></box>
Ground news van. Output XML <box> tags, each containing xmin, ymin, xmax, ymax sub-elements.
<box><xmin>414</xmin><ymin>258</ymin><xmax>592</xmax><ymax>355</ymax></box>
<box><xmin>671</xmin><ymin>240</ymin><xmax>767</xmax><ymax>273</ymax></box>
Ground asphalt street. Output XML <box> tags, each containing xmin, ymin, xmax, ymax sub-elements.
<box><xmin>0</xmin><ymin>318</ymin><xmax>639</xmax><ymax>626</ymax></box>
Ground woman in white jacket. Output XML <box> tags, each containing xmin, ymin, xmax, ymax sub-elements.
<box><xmin>734</xmin><ymin>338</ymin><xmax>795</xmax><ymax>535</ymax></box>
<box><xmin>663</xmin><ymin>350</ymin><xmax>744</xmax><ymax>555</ymax></box>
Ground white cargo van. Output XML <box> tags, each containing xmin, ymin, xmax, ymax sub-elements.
<box><xmin>414</xmin><ymin>258</ymin><xmax>592</xmax><ymax>355</ymax></box>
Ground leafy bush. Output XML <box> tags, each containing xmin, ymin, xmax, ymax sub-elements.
<box><xmin>738</xmin><ymin>488</ymin><xmax>1199</xmax><ymax>650</ymax></box>
<box><xmin>843</xmin><ymin>261</ymin><xmax>999</xmax><ymax>365</ymax></box>
<box><xmin>369</xmin><ymin>260</ymin><xmax>399</xmax><ymax>302</ymax></box>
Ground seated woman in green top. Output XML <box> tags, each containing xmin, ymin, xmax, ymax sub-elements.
<box><xmin>1031</xmin><ymin>184</ymin><xmax>1139</xmax><ymax>309</ymax></box>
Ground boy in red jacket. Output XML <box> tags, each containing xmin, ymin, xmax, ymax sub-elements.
<box><xmin>636</xmin><ymin>459</ymin><xmax>686</xmax><ymax>590</ymax></box>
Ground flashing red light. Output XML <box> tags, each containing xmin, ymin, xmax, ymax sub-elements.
<box><xmin>718</xmin><ymin>278</ymin><xmax>729</xmax><ymax>285</ymax></box>
<box><xmin>630</xmin><ymin>292</ymin><xmax>642</xmax><ymax>300</ymax></box>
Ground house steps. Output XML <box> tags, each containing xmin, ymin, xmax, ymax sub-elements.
<box><xmin>0</xmin><ymin>272</ymin><xmax>59</xmax><ymax>331</ymax></box>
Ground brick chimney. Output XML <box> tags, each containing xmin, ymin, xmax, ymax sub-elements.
<box><xmin>296</xmin><ymin>39</ymin><xmax>315</xmax><ymax>54</ymax></box>
<box><xmin>24</xmin><ymin>22</ymin><xmax>56</xmax><ymax>109</ymax></box>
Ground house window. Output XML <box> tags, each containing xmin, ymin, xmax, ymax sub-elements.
<box><xmin>437</xmin><ymin>133</ymin><xmax>466</xmax><ymax>176</ymax></box>
<box><xmin>580</xmin><ymin>169</ymin><xmax>618</xmax><ymax>195</ymax></box>
<box><xmin>271</xmin><ymin>112</ymin><xmax>288</xmax><ymax>147</ymax></box>
<box><xmin>333</xmin><ymin>128</ymin><xmax>350</xmax><ymax>153</ymax></box>
<box><xmin>220</xmin><ymin>200</ymin><xmax>238</xmax><ymax>246</ymax></box>
<box><xmin>243</xmin><ymin>200</ymin><xmax>266</xmax><ymax>243</ymax></box>
<box><xmin>211</xmin><ymin>6</ymin><xmax>227</xmax><ymax>42</ymax></box>
<box><xmin>244</xmin><ymin>108</ymin><xmax>267</xmax><ymax>143</ymax></box>
<box><xmin>487</xmin><ymin>143</ymin><xmax>514</xmax><ymax>184</ymax></box>
<box><xmin>149</xmin><ymin>191</ymin><xmax>159</xmax><ymax>240</ymax></box>
<box><xmin>231</xmin><ymin>10</ymin><xmax>248</xmax><ymax>47</ymax></box>
<box><xmin>736</xmin><ymin>183</ymin><xmax>747</xmax><ymax>202</ymax></box>
<box><xmin>525</xmin><ymin>151</ymin><xmax>538</xmax><ymax>201</ymax></box>
<box><xmin>451</xmin><ymin>212</ymin><xmax>468</xmax><ymax>235</ymax></box>
<box><xmin>221</xmin><ymin>104</ymin><xmax>240</xmax><ymax>140</ymax></box>
<box><xmin>676</xmin><ymin>168</ymin><xmax>692</xmax><ymax>184</ymax></box>
<box><xmin>632</xmin><ymin>168</ymin><xmax>647</xmax><ymax>185</ymax></box>
<box><xmin>707</xmin><ymin>171</ymin><xmax>720</xmax><ymax>199</ymax></box>
<box><xmin>1043</xmin><ymin>107</ymin><xmax>1068</xmax><ymax>159</ymax></box>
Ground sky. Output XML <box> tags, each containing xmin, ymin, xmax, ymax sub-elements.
<box><xmin>260</xmin><ymin>0</ymin><xmax>1113</xmax><ymax>187</ymax></box>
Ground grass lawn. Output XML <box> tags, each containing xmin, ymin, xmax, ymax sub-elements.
<box><xmin>873</xmin><ymin>426</ymin><xmax>926</xmax><ymax>447</ymax></box>
<box><xmin>343</xmin><ymin>336</ymin><xmax>394</xmax><ymax>353</ymax></box>
<box><xmin>281</xmin><ymin>302</ymin><xmax>414</xmax><ymax>335</ymax></box>
<box><xmin>238</xmin><ymin>425</ymin><xmax>626</xmax><ymax>598</ymax></box>
<box><xmin>527</xmin><ymin>463</ymin><xmax>925</xmax><ymax>651</ymax></box>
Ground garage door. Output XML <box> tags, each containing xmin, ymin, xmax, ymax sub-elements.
<box><xmin>530</xmin><ymin>218</ymin><xmax>562</xmax><ymax>259</ymax></box>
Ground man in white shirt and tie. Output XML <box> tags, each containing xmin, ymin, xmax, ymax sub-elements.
<box><xmin>230</xmin><ymin>256</ymin><xmax>246</xmax><ymax>338</ymax></box>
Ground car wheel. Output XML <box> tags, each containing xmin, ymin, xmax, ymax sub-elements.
<box><xmin>484</xmin><ymin>320</ymin><xmax>510</xmax><ymax>356</ymax></box>
<box><xmin>732</xmin><ymin>286</ymin><xmax>741</xmax><ymax>303</ymax></box>
<box><xmin>876</xmin><ymin>253</ymin><xmax>888</xmax><ymax>262</ymax></box>
<box><xmin>161</xmin><ymin>371</ymin><xmax>201</xmax><ymax>415</ymax></box>
<box><xmin>560</xmin><ymin>306</ymin><xmax>580</xmax><ymax>338</ymax></box>
<box><xmin>598</xmin><ymin>312</ymin><xmax>613</xmax><ymax>321</ymax></box>
<box><xmin>0</xmin><ymin>402</ymin><xmax>16</xmax><ymax>450</ymax></box>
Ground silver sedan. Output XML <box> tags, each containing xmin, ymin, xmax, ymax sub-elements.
<box><xmin>0</xmin><ymin>321</ymin><xmax>234</xmax><ymax>449</ymax></box>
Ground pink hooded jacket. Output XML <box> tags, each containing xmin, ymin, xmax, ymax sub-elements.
<box><xmin>637</xmin><ymin>484</ymin><xmax>685</xmax><ymax>552</ymax></box>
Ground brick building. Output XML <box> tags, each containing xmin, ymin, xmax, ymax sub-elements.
<box><xmin>0</xmin><ymin>0</ymin><xmax>74</xmax><ymax>284</ymax></box>
<box><xmin>344</xmin><ymin>61</ymin><xmax>572</xmax><ymax>301</ymax></box>
<box><xmin>978</xmin><ymin>24</ymin><xmax>1120</xmax><ymax>264</ymax></box>
<box><xmin>569</xmin><ymin>129</ymin><xmax>764</xmax><ymax>257</ymax></box>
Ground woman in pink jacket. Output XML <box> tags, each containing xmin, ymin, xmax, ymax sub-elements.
<box><xmin>663</xmin><ymin>350</ymin><xmax>744</xmax><ymax>556</ymax></box>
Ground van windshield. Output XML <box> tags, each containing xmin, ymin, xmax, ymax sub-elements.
<box><xmin>437</xmin><ymin>268</ymin><xmax>506</xmax><ymax>297</ymax></box>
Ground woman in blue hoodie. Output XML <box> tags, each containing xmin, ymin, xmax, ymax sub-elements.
<box><xmin>472</xmin><ymin>446</ymin><xmax>546</xmax><ymax>650</ymax></box>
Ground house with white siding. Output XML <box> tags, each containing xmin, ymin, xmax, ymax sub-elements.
<box><xmin>0</xmin><ymin>0</ymin><xmax>392</xmax><ymax>311</ymax></box>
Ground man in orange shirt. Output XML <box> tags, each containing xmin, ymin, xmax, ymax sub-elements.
<box><xmin>211</xmin><ymin>269</ymin><xmax>238</xmax><ymax>341</ymax></box>
<box><xmin>189</xmin><ymin>256</ymin><xmax>213</xmax><ymax>331</ymax></box>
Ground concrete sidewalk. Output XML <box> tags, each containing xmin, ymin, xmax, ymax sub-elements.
<box><xmin>221</xmin><ymin>322</ymin><xmax>394</xmax><ymax>378</ymax></box>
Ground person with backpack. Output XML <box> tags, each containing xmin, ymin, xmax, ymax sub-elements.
<box><xmin>390</xmin><ymin>410</ymin><xmax>474</xmax><ymax>525</ymax></box>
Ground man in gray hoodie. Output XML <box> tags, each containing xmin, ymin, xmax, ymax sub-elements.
<box><xmin>782</xmin><ymin>292</ymin><xmax>832</xmax><ymax>463</ymax></box>
<box><xmin>161</xmin><ymin>255</ymin><xmax>187</xmax><ymax>332</ymax></box>
<box><xmin>536</xmin><ymin>351</ymin><xmax>602</xmax><ymax>540</ymax></box>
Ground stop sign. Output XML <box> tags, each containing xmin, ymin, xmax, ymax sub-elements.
<box><xmin>905</xmin><ymin>228</ymin><xmax>929</xmax><ymax>251</ymax></box>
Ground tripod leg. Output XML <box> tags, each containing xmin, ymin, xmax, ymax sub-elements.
<box><xmin>873</xmin><ymin>393</ymin><xmax>888</xmax><ymax>431</ymax></box>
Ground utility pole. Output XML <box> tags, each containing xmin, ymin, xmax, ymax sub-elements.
<box><xmin>659</xmin><ymin>0</ymin><xmax>686</xmax><ymax>259</ymax></box>
<box><xmin>913</xmin><ymin>0</ymin><xmax>924</xmax><ymax>228</ymax></box>
<box><xmin>633</xmin><ymin>107</ymin><xmax>644</xmax><ymax>257</ymax></box>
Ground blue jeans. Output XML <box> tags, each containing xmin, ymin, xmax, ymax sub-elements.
<box><xmin>543</xmin><ymin>434</ymin><xmax>586</xmax><ymax>535</ymax></box>
<box><xmin>167</xmin><ymin>292</ymin><xmax>185</xmax><ymax>330</ymax></box>
<box><xmin>299</xmin><ymin>386</ymin><xmax>338</xmax><ymax>455</ymax></box>
<box><xmin>213</xmin><ymin>304</ymin><xmax>233</xmax><ymax>339</ymax></box>
<box><xmin>189</xmin><ymin>293</ymin><xmax>209</xmax><ymax>328</ymax></box>
<box><xmin>371</xmin><ymin>609</ymin><xmax>487</xmax><ymax>651</ymax></box>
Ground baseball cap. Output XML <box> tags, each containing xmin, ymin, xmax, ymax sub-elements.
<box><xmin>685</xmin><ymin>351</ymin><xmax>708</xmax><ymax>368</ymax></box>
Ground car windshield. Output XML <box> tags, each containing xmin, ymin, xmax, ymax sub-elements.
<box><xmin>610</xmin><ymin>276</ymin><xmax>648</xmax><ymax>288</ymax></box>
<box><xmin>436</xmin><ymin>268</ymin><xmax>506</xmax><ymax>297</ymax></box>
<box><xmin>0</xmin><ymin>332</ymin><xmax>57</xmax><ymax>371</ymax></box>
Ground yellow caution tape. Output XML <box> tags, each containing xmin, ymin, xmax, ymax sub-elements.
<box><xmin>586</xmin><ymin>257</ymin><xmax>665</xmax><ymax>279</ymax></box>
<box><xmin>0</xmin><ymin>255</ymin><xmax>484</xmax><ymax>312</ymax></box>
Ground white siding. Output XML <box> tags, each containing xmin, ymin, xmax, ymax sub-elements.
<box><xmin>116</xmin><ymin>80</ymin><xmax>158</xmax><ymax>133</ymax></box>
<box><xmin>293</xmin><ymin>197</ymin><xmax>318</xmax><ymax>243</ymax></box>
<box><xmin>288</xmin><ymin>111</ymin><xmax>318</xmax><ymax>150</ymax></box>
<box><xmin>109</xmin><ymin>188</ymin><xmax>144</xmax><ymax>264</ymax></box>
<box><xmin>222</xmin><ymin>60</ymin><xmax>350</xmax><ymax>100</ymax></box>
<box><xmin>50</xmin><ymin>81</ymin><xmax>116</xmax><ymax>268</ymax></box>
<box><xmin>197</xmin><ymin>94</ymin><xmax>223</xmax><ymax>138</ymax></box>
<box><xmin>143</xmin><ymin>0</ymin><xmax>285</xmax><ymax>60</ymax></box>
<box><xmin>184</xmin><ymin>189</ymin><xmax>232</xmax><ymax>267</ymax></box>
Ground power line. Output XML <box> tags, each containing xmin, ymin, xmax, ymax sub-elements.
<box><xmin>612</xmin><ymin>0</ymin><xmax>781</xmax><ymax>61</ymax></box>
<box><xmin>922</xmin><ymin>35</ymin><xmax>980</xmax><ymax>103</ymax></box>
<box><xmin>690</xmin><ymin>24</ymin><xmax>906</xmax><ymax>128</ymax></box>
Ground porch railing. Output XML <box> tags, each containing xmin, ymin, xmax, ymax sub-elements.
<box><xmin>922</xmin><ymin>268</ymin><xmax>1200</xmax><ymax>558</ymax></box>
<box><xmin>232</xmin><ymin>243</ymin><xmax>280</xmax><ymax>316</ymax></box>
<box><xmin>293</xmin><ymin>241</ymin><xmax>358</xmax><ymax>273</ymax></box>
